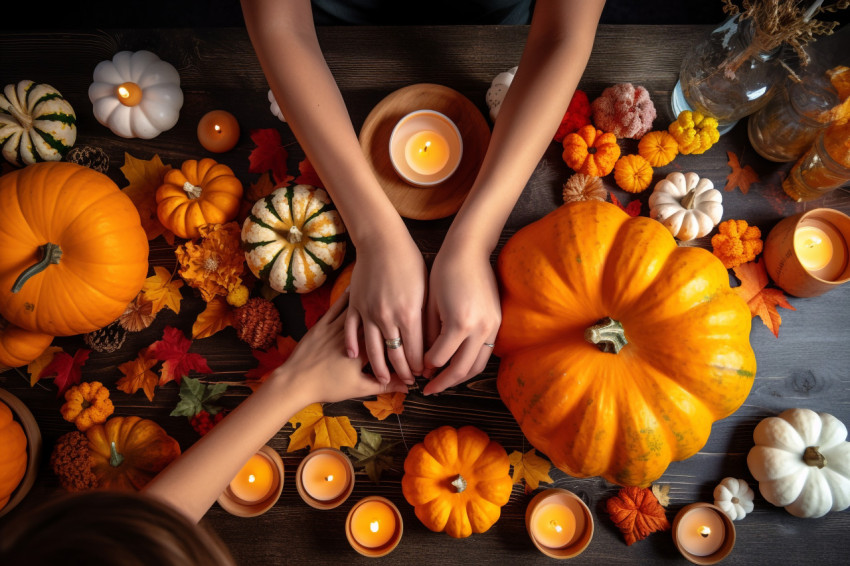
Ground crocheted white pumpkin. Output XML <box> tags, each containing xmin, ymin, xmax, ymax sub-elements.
<box><xmin>485</xmin><ymin>66</ymin><xmax>517</xmax><ymax>122</ymax></box>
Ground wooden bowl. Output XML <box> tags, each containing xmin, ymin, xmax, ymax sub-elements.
<box><xmin>0</xmin><ymin>388</ymin><xmax>42</xmax><ymax>519</ymax></box>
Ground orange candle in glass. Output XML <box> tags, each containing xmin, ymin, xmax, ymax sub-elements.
<box><xmin>229</xmin><ymin>453</ymin><xmax>274</xmax><ymax>503</ymax></box>
<box><xmin>197</xmin><ymin>110</ymin><xmax>240</xmax><ymax>153</ymax></box>
<box><xmin>346</xmin><ymin>496</ymin><xmax>403</xmax><ymax>557</ymax></box>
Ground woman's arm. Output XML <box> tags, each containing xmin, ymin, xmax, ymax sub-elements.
<box><xmin>423</xmin><ymin>0</ymin><xmax>606</xmax><ymax>394</ymax></box>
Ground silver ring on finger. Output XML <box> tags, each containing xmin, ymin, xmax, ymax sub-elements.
<box><xmin>483</xmin><ymin>342</ymin><xmax>496</xmax><ymax>348</ymax></box>
<box><xmin>385</xmin><ymin>337</ymin><xmax>403</xmax><ymax>350</ymax></box>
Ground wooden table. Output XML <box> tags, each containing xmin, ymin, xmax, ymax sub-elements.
<box><xmin>2</xmin><ymin>24</ymin><xmax>849</xmax><ymax>565</ymax></box>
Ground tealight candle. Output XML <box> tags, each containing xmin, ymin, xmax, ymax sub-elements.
<box><xmin>345</xmin><ymin>496</ymin><xmax>403</xmax><ymax>557</ymax></box>
<box><xmin>197</xmin><ymin>110</ymin><xmax>240</xmax><ymax>153</ymax></box>
<box><xmin>673</xmin><ymin>503</ymin><xmax>735</xmax><ymax>565</ymax></box>
<box><xmin>116</xmin><ymin>82</ymin><xmax>142</xmax><ymax>107</ymax></box>
<box><xmin>229</xmin><ymin>453</ymin><xmax>274</xmax><ymax>503</ymax></box>
<box><xmin>794</xmin><ymin>225</ymin><xmax>833</xmax><ymax>272</ymax></box>
<box><xmin>216</xmin><ymin>445</ymin><xmax>284</xmax><ymax>517</ymax></box>
<box><xmin>296</xmin><ymin>447</ymin><xmax>355</xmax><ymax>509</ymax></box>
<box><xmin>525</xmin><ymin>488</ymin><xmax>594</xmax><ymax>559</ymax></box>
<box><xmin>389</xmin><ymin>110</ymin><xmax>462</xmax><ymax>187</ymax></box>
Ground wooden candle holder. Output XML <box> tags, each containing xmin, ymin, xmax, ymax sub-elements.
<box><xmin>295</xmin><ymin>447</ymin><xmax>355</xmax><ymax>510</ymax></box>
<box><xmin>672</xmin><ymin>502</ymin><xmax>736</xmax><ymax>565</ymax></box>
<box><xmin>345</xmin><ymin>496</ymin><xmax>403</xmax><ymax>557</ymax></box>
<box><xmin>216</xmin><ymin>445</ymin><xmax>284</xmax><ymax>518</ymax></box>
<box><xmin>524</xmin><ymin>488</ymin><xmax>594</xmax><ymax>559</ymax></box>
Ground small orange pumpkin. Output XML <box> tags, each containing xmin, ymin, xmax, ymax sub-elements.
<box><xmin>156</xmin><ymin>158</ymin><xmax>244</xmax><ymax>240</ymax></box>
<box><xmin>637</xmin><ymin>130</ymin><xmax>679</xmax><ymax>167</ymax></box>
<box><xmin>614</xmin><ymin>154</ymin><xmax>653</xmax><ymax>193</ymax></box>
<box><xmin>329</xmin><ymin>262</ymin><xmax>355</xmax><ymax>306</ymax></box>
<box><xmin>0</xmin><ymin>399</ymin><xmax>27</xmax><ymax>511</ymax></box>
<box><xmin>401</xmin><ymin>425</ymin><xmax>512</xmax><ymax>538</ymax></box>
<box><xmin>0</xmin><ymin>316</ymin><xmax>53</xmax><ymax>369</ymax></box>
<box><xmin>86</xmin><ymin>416</ymin><xmax>181</xmax><ymax>491</ymax></box>
<box><xmin>562</xmin><ymin>124</ymin><xmax>621</xmax><ymax>177</ymax></box>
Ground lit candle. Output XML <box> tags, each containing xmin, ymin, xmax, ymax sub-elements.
<box><xmin>229</xmin><ymin>453</ymin><xmax>274</xmax><ymax>504</ymax></box>
<box><xmin>350</xmin><ymin>499</ymin><xmax>396</xmax><ymax>548</ymax></box>
<box><xmin>794</xmin><ymin>225</ymin><xmax>833</xmax><ymax>271</ymax></box>
<box><xmin>389</xmin><ymin>110</ymin><xmax>463</xmax><ymax>187</ymax></box>
<box><xmin>197</xmin><ymin>110</ymin><xmax>240</xmax><ymax>153</ymax></box>
<box><xmin>525</xmin><ymin>489</ymin><xmax>593</xmax><ymax>559</ymax></box>
<box><xmin>532</xmin><ymin>501</ymin><xmax>577</xmax><ymax>548</ymax></box>
<box><xmin>297</xmin><ymin>448</ymin><xmax>353</xmax><ymax>508</ymax></box>
<box><xmin>673</xmin><ymin>503</ymin><xmax>735</xmax><ymax>564</ymax></box>
<box><xmin>115</xmin><ymin>82</ymin><xmax>142</xmax><ymax>107</ymax></box>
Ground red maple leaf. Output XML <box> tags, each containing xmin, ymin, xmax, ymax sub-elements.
<box><xmin>294</xmin><ymin>157</ymin><xmax>323</xmax><ymax>187</ymax></box>
<box><xmin>147</xmin><ymin>326</ymin><xmax>212</xmax><ymax>386</ymax></box>
<box><xmin>245</xmin><ymin>336</ymin><xmax>298</xmax><ymax>391</ymax></box>
<box><xmin>249</xmin><ymin>128</ymin><xmax>290</xmax><ymax>184</ymax></box>
<box><xmin>610</xmin><ymin>192</ymin><xmax>642</xmax><ymax>217</ymax></box>
<box><xmin>301</xmin><ymin>281</ymin><xmax>332</xmax><ymax>329</ymax></box>
<box><xmin>41</xmin><ymin>348</ymin><xmax>91</xmax><ymax>396</ymax></box>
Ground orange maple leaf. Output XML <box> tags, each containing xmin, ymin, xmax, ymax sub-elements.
<box><xmin>142</xmin><ymin>266</ymin><xmax>184</xmax><ymax>315</ymax></box>
<box><xmin>287</xmin><ymin>403</ymin><xmax>357</xmax><ymax>452</ymax></box>
<box><xmin>733</xmin><ymin>259</ymin><xmax>796</xmax><ymax>338</ymax></box>
<box><xmin>508</xmin><ymin>449</ymin><xmax>554</xmax><ymax>494</ymax></box>
<box><xmin>607</xmin><ymin>486</ymin><xmax>670</xmax><ymax>546</ymax></box>
<box><xmin>363</xmin><ymin>392</ymin><xmax>406</xmax><ymax>420</ymax></box>
<box><xmin>120</xmin><ymin>153</ymin><xmax>174</xmax><ymax>243</ymax></box>
<box><xmin>27</xmin><ymin>346</ymin><xmax>62</xmax><ymax>386</ymax></box>
<box><xmin>116</xmin><ymin>350</ymin><xmax>159</xmax><ymax>401</ymax></box>
<box><xmin>724</xmin><ymin>151</ymin><xmax>759</xmax><ymax>194</ymax></box>
<box><xmin>245</xmin><ymin>335</ymin><xmax>298</xmax><ymax>391</ymax></box>
<box><xmin>192</xmin><ymin>297</ymin><xmax>235</xmax><ymax>339</ymax></box>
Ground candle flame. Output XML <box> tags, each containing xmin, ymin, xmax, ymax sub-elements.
<box><xmin>325</xmin><ymin>475</ymin><xmax>334</xmax><ymax>482</ymax></box>
<box><xmin>117</xmin><ymin>86</ymin><xmax>130</xmax><ymax>99</ymax></box>
<box><xmin>421</xmin><ymin>141</ymin><xmax>431</xmax><ymax>153</ymax></box>
<box><xmin>699</xmin><ymin>526</ymin><xmax>711</xmax><ymax>538</ymax></box>
<box><xmin>370</xmin><ymin>520</ymin><xmax>380</xmax><ymax>533</ymax></box>
<box><xmin>549</xmin><ymin>520</ymin><xmax>563</xmax><ymax>534</ymax></box>
<box><xmin>248</xmin><ymin>474</ymin><xmax>256</xmax><ymax>484</ymax></box>
<box><xmin>214</xmin><ymin>124</ymin><xmax>222</xmax><ymax>133</ymax></box>
<box><xmin>804</xmin><ymin>235</ymin><xmax>823</xmax><ymax>249</ymax></box>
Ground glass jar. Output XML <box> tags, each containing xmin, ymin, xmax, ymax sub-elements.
<box><xmin>748</xmin><ymin>74</ymin><xmax>838</xmax><ymax>162</ymax></box>
<box><xmin>783</xmin><ymin>121</ymin><xmax>850</xmax><ymax>202</ymax></box>
<box><xmin>671</xmin><ymin>15</ymin><xmax>784</xmax><ymax>135</ymax></box>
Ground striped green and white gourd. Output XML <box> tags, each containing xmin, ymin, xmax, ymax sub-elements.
<box><xmin>0</xmin><ymin>80</ymin><xmax>76</xmax><ymax>166</ymax></box>
<box><xmin>242</xmin><ymin>184</ymin><xmax>346</xmax><ymax>293</ymax></box>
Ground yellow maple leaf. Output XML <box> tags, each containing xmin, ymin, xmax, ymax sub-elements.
<box><xmin>192</xmin><ymin>296</ymin><xmax>234</xmax><ymax>339</ymax></box>
<box><xmin>287</xmin><ymin>403</ymin><xmax>357</xmax><ymax>452</ymax></box>
<box><xmin>27</xmin><ymin>346</ymin><xmax>63</xmax><ymax>386</ymax></box>
<box><xmin>509</xmin><ymin>449</ymin><xmax>554</xmax><ymax>493</ymax></box>
<box><xmin>142</xmin><ymin>266</ymin><xmax>184</xmax><ymax>315</ymax></box>
<box><xmin>362</xmin><ymin>392</ymin><xmax>406</xmax><ymax>420</ymax></box>
<box><xmin>120</xmin><ymin>152</ymin><xmax>174</xmax><ymax>243</ymax></box>
<box><xmin>116</xmin><ymin>351</ymin><xmax>159</xmax><ymax>401</ymax></box>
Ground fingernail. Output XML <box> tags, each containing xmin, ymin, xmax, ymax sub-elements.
<box><xmin>347</xmin><ymin>349</ymin><xmax>356</xmax><ymax>359</ymax></box>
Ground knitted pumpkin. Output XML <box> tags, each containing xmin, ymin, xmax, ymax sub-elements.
<box><xmin>614</xmin><ymin>154</ymin><xmax>653</xmax><ymax>193</ymax></box>
<box><xmin>638</xmin><ymin>131</ymin><xmax>679</xmax><ymax>167</ymax></box>
<box><xmin>61</xmin><ymin>381</ymin><xmax>114</xmax><ymax>432</ymax></box>
<box><xmin>562</xmin><ymin>125</ymin><xmax>621</xmax><ymax>177</ymax></box>
<box><xmin>591</xmin><ymin>83</ymin><xmax>657</xmax><ymax>139</ymax></box>
<box><xmin>554</xmin><ymin>90</ymin><xmax>592</xmax><ymax>142</ymax></box>
<box><xmin>669</xmin><ymin>111</ymin><xmax>719</xmax><ymax>155</ymax></box>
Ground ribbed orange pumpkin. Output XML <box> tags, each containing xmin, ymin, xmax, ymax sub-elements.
<box><xmin>0</xmin><ymin>398</ymin><xmax>27</xmax><ymax>511</ymax></box>
<box><xmin>0</xmin><ymin>162</ymin><xmax>149</xmax><ymax>336</ymax></box>
<box><xmin>495</xmin><ymin>201</ymin><xmax>756</xmax><ymax>487</ymax></box>
<box><xmin>156</xmin><ymin>158</ymin><xmax>243</xmax><ymax>239</ymax></box>
<box><xmin>0</xmin><ymin>316</ymin><xmax>52</xmax><ymax>368</ymax></box>
<box><xmin>562</xmin><ymin>124</ymin><xmax>621</xmax><ymax>177</ymax></box>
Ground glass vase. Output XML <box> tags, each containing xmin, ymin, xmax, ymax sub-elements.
<box><xmin>671</xmin><ymin>15</ymin><xmax>785</xmax><ymax>135</ymax></box>
<box><xmin>782</xmin><ymin>121</ymin><xmax>850</xmax><ymax>202</ymax></box>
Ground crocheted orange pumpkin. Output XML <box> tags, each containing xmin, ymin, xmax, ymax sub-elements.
<box><xmin>614</xmin><ymin>154</ymin><xmax>653</xmax><ymax>193</ymax></box>
<box><xmin>562</xmin><ymin>125</ymin><xmax>621</xmax><ymax>177</ymax></box>
<box><xmin>638</xmin><ymin>131</ymin><xmax>679</xmax><ymax>167</ymax></box>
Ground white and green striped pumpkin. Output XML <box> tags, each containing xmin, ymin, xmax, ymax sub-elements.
<box><xmin>0</xmin><ymin>80</ymin><xmax>77</xmax><ymax>166</ymax></box>
<box><xmin>242</xmin><ymin>184</ymin><xmax>346</xmax><ymax>293</ymax></box>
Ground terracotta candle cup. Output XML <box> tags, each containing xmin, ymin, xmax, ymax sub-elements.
<box><xmin>345</xmin><ymin>496</ymin><xmax>403</xmax><ymax>557</ymax></box>
<box><xmin>673</xmin><ymin>503</ymin><xmax>736</xmax><ymax>565</ymax></box>
<box><xmin>217</xmin><ymin>445</ymin><xmax>284</xmax><ymax>517</ymax></box>
<box><xmin>525</xmin><ymin>488</ymin><xmax>594</xmax><ymax>559</ymax></box>
<box><xmin>295</xmin><ymin>447</ymin><xmax>355</xmax><ymax>510</ymax></box>
<box><xmin>389</xmin><ymin>109</ymin><xmax>463</xmax><ymax>187</ymax></box>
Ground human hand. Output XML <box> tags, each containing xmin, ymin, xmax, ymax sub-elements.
<box><xmin>423</xmin><ymin>244</ymin><xmax>501</xmax><ymax>395</ymax></box>
<box><xmin>344</xmin><ymin>236</ymin><xmax>427</xmax><ymax>385</ymax></box>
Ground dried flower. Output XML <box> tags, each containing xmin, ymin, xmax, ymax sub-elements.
<box><xmin>234</xmin><ymin>297</ymin><xmax>282</xmax><ymax>350</ymax></box>
<box><xmin>119</xmin><ymin>295</ymin><xmax>155</xmax><ymax>332</ymax></box>
<box><xmin>175</xmin><ymin>222</ymin><xmax>245</xmax><ymax>302</ymax></box>
<box><xmin>50</xmin><ymin>431</ymin><xmax>98</xmax><ymax>491</ymax></box>
<box><xmin>563</xmin><ymin>174</ymin><xmax>607</xmax><ymax>203</ymax></box>
<box><xmin>226</xmin><ymin>284</ymin><xmax>251</xmax><ymax>308</ymax></box>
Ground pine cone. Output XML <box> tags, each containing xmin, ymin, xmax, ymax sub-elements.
<box><xmin>64</xmin><ymin>145</ymin><xmax>110</xmax><ymax>173</ymax></box>
<box><xmin>83</xmin><ymin>321</ymin><xmax>128</xmax><ymax>353</ymax></box>
<box><xmin>50</xmin><ymin>431</ymin><xmax>98</xmax><ymax>492</ymax></box>
<box><xmin>233</xmin><ymin>297</ymin><xmax>282</xmax><ymax>350</ymax></box>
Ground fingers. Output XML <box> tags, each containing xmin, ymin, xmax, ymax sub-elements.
<box><xmin>344</xmin><ymin>307</ymin><xmax>361</xmax><ymax>360</ymax></box>
<box><xmin>364</xmin><ymin>323</ymin><xmax>392</xmax><ymax>384</ymax></box>
<box><xmin>383</xmin><ymin>329</ymin><xmax>414</xmax><ymax>384</ymax></box>
<box><xmin>324</xmin><ymin>288</ymin><xmax>350</xmax><ymax>323</ymax></box>
<box><xmin>423</xmin><ymin>337</ymin><xmax>493</xmax><ymax>395</ymax></box>
<box><xmin>423</xmin><ymin>327</ymin><xmax>465</xmax><ymax>379</ymax></box>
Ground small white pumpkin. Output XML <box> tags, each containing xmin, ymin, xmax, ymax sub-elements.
<box><xmin>268</xmin><ymin>89</ymin><xmax>286</xmax><ymax>122</ymax></box>
<box><xmin>485</xmin><ymin>66</ymin><xmax>517</xmax><ymax>122</ymax></box>
<box><xmin>713</xmin><ymin>477</ymin><xmax>754</xmax><ymax>520</ymax></box>
<box><xmin>747</xmin><ymin>408</ymin><xmax>850</xmax><ymax>518</ymax></box>
<box><xmin>88</xmin><ymin>50</ymin><xmax>183</xmax><ymax>139</ymax></box>
<box><xmin>0</xmin><ymin>80</ymin><xmax>77</xmax><ymax>166</ymax></box>
<box><xmin>648</xmin><ymin>171</ymin><xmax>723</xmax><ymax>241</ymax></box>
<box><xmin>242</xmin><ymin>184</ymin><xmax>346</xmax><ymax>293</ymax></box>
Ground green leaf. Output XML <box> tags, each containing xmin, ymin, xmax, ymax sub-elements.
<box><xmin>170</xmin><ymin>376</ymin><xmax>228</xmax><ymax>417</ymax></box>
<box><xmin>345</xmin><ymin>428</ymin><xmax>398</xmax><ymax>485</ymax></box>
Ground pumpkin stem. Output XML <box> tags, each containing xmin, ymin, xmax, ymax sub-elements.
<box><xmin>109</xmin><ymin>441</ymin><xmax>125</xmax><ymax>467</ymax></box>
<box><xmin>584</xmin><ymin>317</ymin><xmax>628</xmax><ymax>354</ymax></box>
<box><xmin>451</xmin><ymin>474</ymin><xmax>467</xmax><ymax>493</ymax></box>
<box><xmin>680</xmin><ymin>188</ymin><xmax>698</xmax><ymax>210</ymax></box>
<box><xmin>288</xmin><ymin>226</ymin><xmax>303</xmax><ymax>244</ymax></box>
<box><xmin>182</xmin><ymin>181</ymin><xmax>203</xmax><ymax>199</ymax></box>
<box><xmin>11</xmin><ymin>242</ymin><xmax>63</xmax><ymax>293</ymax></box>
<box><xmin>803</xmin><ymin>446</ymin><xmax>827</xmax><ymax>468</ymax></box>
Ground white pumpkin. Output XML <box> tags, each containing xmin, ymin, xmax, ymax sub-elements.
<box><xmin>0</xmin><ymin>80</ymin><xmax>77</xmax><ymax>166</ymax></box>
<box><xmin>713</xmin><ymin>477</ymin><xmax>754</xmax><ymax>520</ymax></box>
<box><xmin>242</xmin><ymin>184</ymin><xmax>346</xmax><ymax>293</ymax></box>
<box><xmin>648</xmin><ymin>171</ymin><xmax>723</xmax><ymax>241</ymax></box>
<box><xmin>485</xmin><ymin>66</ymin><xmax>517</xmax><ymax>122</ymax></box>
<box><xmin>747</xmin><ymin>408</ymin><xmax>850</xmax><ymax>518</ymax></box>
<box><xmin>268</xmin><ymin>89</ymin><xmax>286</xmax><ymax>122</ymax></box>
<box><xmin>88</xmin><ymin>50</ymin><xmax>183</xmax><ymax>139</ymax></box>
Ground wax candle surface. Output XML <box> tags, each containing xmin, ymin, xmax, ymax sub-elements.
<box><xmin>677</xmin><ymin>507</ymin><xmax>726</xmax><ymax>557</ymax></box>
<box><xmin>350</xmin><ymin>500</ymin><xmax>396</xmax><ymax>548</ymax></box>
<box><xmin>229</xmin><ymin>453</ymin><xmax>274</xmax><ymax>504</ymax></box>
<box><xmin>301</xmin><ymin>452</ymin><xmax>349</xmax><ymax>501</ymax></box>
<box><xmin>116</xmin><ymin>82</ymin><xmax>142</xmax><ymax>107</ymax></box>
<box><xmin>197</xmin><ymin>110</ymin><xmax>240</xmax><ymax>153</ymax></box>
<box><xmin>532</xmin><ymin>502</ymin><xmax>577</xmax><ymax>548</ymax></box>
<box><xmin>404</xmin><ymin>130</ymin><xmax>450</xmax><ymax>176</ymax></box>
<box><xmin>795</xmin><ymin>225</ymin><xmax>834</xmax><ymax>271</ymax></box>
<box><xmin>389</xmin><ymin>109</ymin><xmax>463</xmax><ymax>187</ymax></box>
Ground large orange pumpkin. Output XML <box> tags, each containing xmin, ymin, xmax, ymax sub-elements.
<box><xmin>0</xmin><ymin>315</ymin><xmax>52</xmax><ymax>368</ymax></box>
<box><xmin>495</xmin><ymin>201</ymin><xmax>756</xmax><ymax>487</ymax></box>
<box><xmin>0</xmin><ymin>162</ymin><xmax>149</xmax><ymax>336</ymax></box>
<box><xmin>0</xmin><ymin>398</ymin><xmax>27</xmax><ymax>511</ymax></box>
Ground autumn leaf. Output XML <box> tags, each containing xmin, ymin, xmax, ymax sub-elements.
<box><xmin>193</xmin><ymin>296</ymin><xmax>235</xmax><ymax>339</ymax></box>
<box><xmin>245</xmin><ymin>170</ymin><xmax>278</xmax><ymax>203</ymax></box>
<box><xmin>116</xmin><ymin>350</ymin><xmax>159</xmax><ymax>401</ymax></box>
<box><xmin>651</xmin><ymin>484</ymin><xmax>671</xmax><ymax>508</ymax></box>
<box><xmin>248</xmin><ymin>128</ymin><xmax>291</xmax><ymax>184</ymax></box>
<box><xmin>147</xmin><ymin>326</ymin><xmax>212</xmax><ymax>386</ymax></box>
<box><xmin>610</xmin><ymin>192</ymin><xmax>641</xmax><ymax>217</ymax></box>
<box><xmin>363</xmin><ymin>392</ymin><xmax>406</xmax><ymax>421</ymax></box>
<box><xmin>733</xmin><ymin>259</ymin><xmax>796</xmax><ymax>338</ymax></box>
<box><xmin>346</xmin><ymin>428</ymin><xmax>398</xmax><ymax>484</ymax></box>
<box><xmin>27</xmin><ymin>346</ymin><xmax>62</xmax><ymax>386</ymax></box>
<box><xmin>294</xmin><ymin>157</ymin><xmax>323</xmax><ymax>187</ymax></box>
<box><xmin>245</xmin><ymin>335</ymin><xmax>298</xmax><ymax>391</ymax></box>
<box><xmin>40</xmin><ymin>348</ymin><xmax>90</xmax><ymax>396</ymax></box>
<box><xmin>142</xmin><ymin>266</ymin><xmax>184</xmax><ymax>315</ymax></box>
<box><xmin>170</xmin><ymin>376</ymin><xmax>228</xmax><ymax>418</ymax></box>
<box><xmin>606</xmin><ymin>486</ymin><xmax>670</xmax><ymax>546</ymax></box>
<box><xmin>724</xmin><ymin>151</ymin><xmax>759</xmax><ymax>194</ymax></box>
<box><xmin>120</xmin><ymin>153</ymin><xmax>174</xmax><ymax>243</ymax></box>
<box><xmin>287</xmin><ymin>403</ymin><xmax>358</xmax><ymax>452</ymax></box>
<box><xmin>301</xmin><ymin>282</ymin><xmax>332</xmax><ymax>330</ymax></box>
<box><xmin>508</xmin><ymin>449</ymin><xmax>554</xmax><ymax>494</ymax></box>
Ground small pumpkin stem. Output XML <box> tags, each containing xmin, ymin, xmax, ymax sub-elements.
<box><xmin>182</xmin><ymin>181</ymin><xmax>203</xmax><ymax>199</ymax></box>
<box><xmin>803</xmin><ymin>446</ymin><xmax>827</xmax><ymax>468</ymax></box>
<box><xmin>731</xmin><ymin>496</ymin><xmax>740</xmax><ymax>504</ymax></box>
<box><xmin>288</xmin><ymin>226</ymin><xmax>303</xmax><ymax>244</ymax></box>
<box><xmin>11</xmin><ymin>242</ymin><xmax>63</xmax><ymax>293</ymax></box>
<box><xmin>587</xmin><ymin>146</ymin><xmax>597</xmax><ymax>154</ymax></box>
<box><xmin>451</xmin><ymin>474</ymin><xmax>467</xmax><ymax>493</ymax></box>
<box><xmin>584</xmin><ymin>317</ymin><xmax>628</xmax><ymax>354</ymax></box>
<box><xmin>109</xmin><ymin>441</ymin><xmax>125</xmax><ymax>467</ymax></box>
<box><xmin>680</xmin><ymin>188</ymin><xmax>698</xmax><ymax>210</ymax></box>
